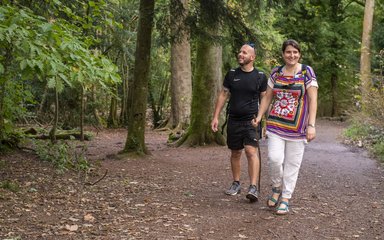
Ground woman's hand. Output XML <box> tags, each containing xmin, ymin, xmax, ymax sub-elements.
<box><xmin>306</xmin><ymin>126</ymin><xmax>316</xmax><ymax>142</ymax></box>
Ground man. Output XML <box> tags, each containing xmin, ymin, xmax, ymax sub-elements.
<box><xmin>211</xmin><ymin>43</ymin><xmax>267</xmax><ymax>202</ymax></box>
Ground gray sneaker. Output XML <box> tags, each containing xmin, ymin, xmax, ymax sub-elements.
<box><xmin>225</xmin><ymin>181</ymin><xmax>241</xmax><ymax>195</ymax></box>
<box><xmin>246</xmin><ymin>185</ymin><xmax>259</xmax><ymax>202</ymax></box>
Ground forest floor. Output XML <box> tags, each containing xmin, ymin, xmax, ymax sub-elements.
<box><xmin>1</xmin><ymin>119</ymin><xmax>384</xmax><ymax>240</ymax></box>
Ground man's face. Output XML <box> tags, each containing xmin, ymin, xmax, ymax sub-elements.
<box><xmin>238</xmin><ymin>45</ymin><xmax>255</xmax><ymax>66</ymax></box>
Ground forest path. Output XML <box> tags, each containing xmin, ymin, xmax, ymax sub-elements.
<box><xmin>0</xmin><ymin>120</ymin><xmax>383</xmax><ymax>239</ymax></box>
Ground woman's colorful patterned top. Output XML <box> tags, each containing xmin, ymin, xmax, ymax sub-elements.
<box><xmin>266</xmin><ymin>64</ymin><xmax>318</xmax><ymax>141</ymax></box>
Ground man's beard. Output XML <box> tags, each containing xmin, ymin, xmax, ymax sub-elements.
<box><xmin>238</xmin><ymin>58</ymin><xmax>252</xmax><ymax>66</ymax></box>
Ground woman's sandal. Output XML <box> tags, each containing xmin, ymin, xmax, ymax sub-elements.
<box><xmin>267</xmin><ymin>187</ymin><xmax>281</xmax><ymax>208</ymax></box>
<box><xmin>276</xmin><ymin>201</ymin><xmax>289</xmax><ymax>215</ymax></box>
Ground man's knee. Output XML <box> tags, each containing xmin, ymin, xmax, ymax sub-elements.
<box><xmin>231</xmin><ymin>149</ymin><xmax>242</xmax><ymax>158</ymax></box>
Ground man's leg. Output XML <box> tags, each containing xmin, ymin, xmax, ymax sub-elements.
<box><xmin>244</xmin><ymin>145</ymin><xmax>259</xmax><ymax>186</ymax></box>
<box><xmin>230</xmin><ymin>149</ymin><xmax>242</xmax><ymax>181</ymax></box>
<box><xmin>225</xmin><ymin>149</ymin><xmax>242</xmax><ymax>195</ymax></box>
<box><xmin>244</xmin><ymin>145</ymin><xmax>260</xmax><ymax>201</ymax></box>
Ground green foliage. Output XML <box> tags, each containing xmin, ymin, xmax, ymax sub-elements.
<box><xmin>272</xmin><ymin>0</ymin><xmax>364</xmax><ymax>117</ymax></box>
<box><xmin>0</xmin><ymin>180</ymin><xmax>20</xmax><ymax>193</ymax></box>
<box><xmin>34</xmin><ymin>140</ymin><xmax>90</xmax><ymax>173</ymax></box>
<box><xmin>0</xmin><ymin>4</ymin><xmax>121</xmax><ymax>144</ymax></box>
<box><xmin>373</xmin><ymin>141</ymin><xmax>384</xmax><ymax>162</ymax></box>
<box><xmin>344</xmin><ymin>120</ymin><xmax>384</xmax><ymax>163</ymax></box>
<box><xmin>343</xmin><ymin>122</ymin><xmax>371</xmax><ymax>141</ymax></box>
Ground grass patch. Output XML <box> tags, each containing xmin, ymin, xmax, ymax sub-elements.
<box><xmin>343</xmin><ymin>121</ymin><xmax>384</xmax><ymax>163</ymax></box>
<box><xmin>372</xmin><ymin>141</ymin><xmax>384</xmax><ymax>162</ymax></box>
<box><xmin>0</xmin><ymin>180</ymin><xmax>20</xmax><ymax>192</ymax></box>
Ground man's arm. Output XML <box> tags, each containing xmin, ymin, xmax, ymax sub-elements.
<box><xmin>252</xmin><ymin>86</ymin><xmax>273</xmax><ymax>127</ymax></box>
<box><xmin>211</xmin><ymin>87</ymin><xmax>230</xmax><ymax>132</ymax></box>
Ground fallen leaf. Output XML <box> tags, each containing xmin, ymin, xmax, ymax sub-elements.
<box><xmin>65</xmin><ymin>224</ymin><xmax>78</xmax><ymax>232</ymax></box>
<box><xmin>239</xmin><ymin>234</ymin><xmax>248</xmax><ymax>239</ymax></box>
<box><xmin>84</xmin><ymin>213</ymin><xmax>95</xmax><ymax>222</ymax></box>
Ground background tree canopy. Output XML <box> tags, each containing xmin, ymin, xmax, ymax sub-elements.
<box><xmin>0</xmin><ymin>0</ymin><xmax>383</xmax><ymax>157</ymax></box>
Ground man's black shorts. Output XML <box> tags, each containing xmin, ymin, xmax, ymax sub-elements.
<box><xmin>227</xmin><ymin>119</ymin><xmax>259</xmax><ymax>150</ymax></box>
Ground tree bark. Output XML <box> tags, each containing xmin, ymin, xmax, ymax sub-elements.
<box><xmin>169</xmin><ymin>0</ymin><xmax>192</xmax><ymax>131</ymax></box>
<box><xmin>330</xmin><ymin>66</ymin><xmax>338</xmax><ymax>117</ymax></box>
<box><xmin>80</xmin><ymin>85</ymin><xmax>84</xmax><ymax>141</ymax></box>
<box><xmin>120</xmin><ymin>57</ymin><xmax>130</xmax><ymax>126</ymax></box>
<box><xmin>360</xmin><ymin>0</ymin><xmax>375</xmax><ymax>112</ymax></box>
<box><xmin>107</xmin><ymin>83</ymin><xmax>119</xmax><ymax>128</ymax></box>
<box><xmin>123</xmin><ymin>0</ymin><xmax>155</xmax><ymax>155</ymax></box>
<box><xmin>178</xmin><ymin>0</ymin><xmax>225</xmax><ymax>147</ymax></box>
<box><xmin>0</xmin><ymin>46</ymin><xmax>12</xmax><ymax>146</ymax></box>
<box><xmin>179</xmin><ymin>41</ymin><xmax>225</xmax><ymax>146</ymax></box>
<box><xmin>49</xmin><ymin>84</ymin><xmax>59</xmax><ymax>143</ymax></box>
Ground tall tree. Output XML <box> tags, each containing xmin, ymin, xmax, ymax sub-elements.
<box><xmin>361</xmin><ymin>0</ymin><xmax>375</xmax><ymax>112</ymax></box>
<box><xmin>177</xmin><ymin>0</ymin><xmax>225</xmax><ymax>146</ymax></box>
<box><xmin>123</xmin><ymin>0</ymin><xmax>155</xmax><ymax>154</ymax></box>
<box><xmin>169</xmin><ymin>0</ymin><xmax>192</xmax><ymax>133</ymax></box>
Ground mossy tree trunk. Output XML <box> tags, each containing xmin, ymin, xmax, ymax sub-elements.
<box><xmin>123</xmin><ymin>0</ymin><xmax>155</xmax><ymax>155</ymax></box>
<box><xmin>0</xmin><ymin>47</ymin><xmax>12</xmax><ymax>147</ymax></box>
<box><xmin>107</xmin><ymin>83</ymin><xmax>119</xmax><ymax>128</ymax></box>
<box><xmin>179</xmin><ymin>42</ymin><xmax>223</xmax><ymax>146</ymax></box>
<box><xmin>177</xmin><ymin>0</ymin><xmax>225</xmax><ymax>147</ymax></box>
<box><xmin>169</xmin><ymin>0</ymin><xmax>192</xmax><ymax>132</ymax></box>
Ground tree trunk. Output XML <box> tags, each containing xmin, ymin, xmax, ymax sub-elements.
<box><xmin>169</xmin><ymin>0</ymin><xmax>192</xmax><ymax>131</ymax></box>
<box><xmin>360</xmin><ymin>0</ymin><xmax>375</xmax><ymax>112</ymax></box>
<box><xmin>0</xmin><ymin>81</ymin><xmax>5</xmax><ymax>143</ymax></box>
<box><xmin>123</xmin><ymin>0</ymin><xmax>155</xmax><ymax>155</ymax></box>
<box><xmin>329</xmin><ymin>1</ymin><xmax>342</xmax><ymax>117</ymax></box>
<box><xmin>37</xmin><ymin>83</ymin><xmax>48</xmax><ymax>117</ymax></box>
<box><xmin>149</xmin><ymin>76</ymin><xmax>170</xmax><ymax>128</ymax></box>
<box><xmin>178</xmin><ymin>41</ymin><xmax>224</xmax><ymax>146</ymax></box>
<box><xmin>49</xmin><ymin>84</ymin><xmax>59</xmax><ymax>143</ymax></box>
<box><xmin>80</xmin><ymin>85</ymin><xmax>84</xmax><ymax>141</ymax></box>
<box><xmin>0</xmin><ymin>46</ymin><xmax>12</xmax><ymax>146</ymax></box>
<box><xmin>107</xmin><ymin>84</ymin><xmax>119</xmax><ymax>128</ymax></box>
<box><xmin>91</xmin><ymin>85</ymin><xmax>102</xmax><ymax>127</ymax></box>
<box><xmin>120</xmin><ymin>57</ymin><xmax>130</xmax><ymax>126</ymax></box>
<box><xmin>330</xmin><ymin>66</ymin><xmax>338</xmax><ymax>116</ymax></box>
<box><xmin>177</xmin><ymin>0</ymin><xmax>225</xmax><ymax>146</ymax></box>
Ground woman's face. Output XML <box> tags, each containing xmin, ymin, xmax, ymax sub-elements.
<box><xmin>282</xmin><ymin>45</ymin><xmax>300</xmax><ymax>66</ymax></box>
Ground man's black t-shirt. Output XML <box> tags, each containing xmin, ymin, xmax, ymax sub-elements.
<box><xmin>223</xmin><ymin>67</ymin><xmax>268</xmax><ymax>121</ymax></box>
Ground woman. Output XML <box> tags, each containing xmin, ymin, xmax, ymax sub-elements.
<box><xmin>252</xmin><ymin>39</ymin><xmax>318</xmax><ymax>215</ymax></box>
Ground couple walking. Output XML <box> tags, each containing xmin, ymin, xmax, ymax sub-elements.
<box><xmin>211</xmin><ymin>39</ymin><xmax>318</xmax><ymax>215</ymax></box>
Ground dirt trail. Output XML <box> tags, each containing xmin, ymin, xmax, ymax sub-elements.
<box><xmin>0</xmin><ymin>120</ymin><xmax>383</xmax><ymax>239</ymax></box>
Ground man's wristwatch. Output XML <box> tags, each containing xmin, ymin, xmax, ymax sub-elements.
<box><xmin>308</xmin><ymin>123</ymin><xmax>315</xmax><ymax>128</ymax></box>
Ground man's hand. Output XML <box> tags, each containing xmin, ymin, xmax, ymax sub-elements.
<box><xmin>251</xmin><ymin>116</ymin><xmax>261</xmax><ymax>128</ymax></box>
<box><xmin>211</xmin><ymin>118</ymin><xmax>219</xmax><ymax>132</ymax></box>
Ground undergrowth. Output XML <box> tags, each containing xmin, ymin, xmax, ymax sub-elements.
<box><xmin>343</xmin><ymin>120</ymin><xmax>384</xmax><ymax>163</ymax></box>
<box><xmin>34</xmin><ymin>140</ymin><xmax>90</xmax><ymax>173</ymax></box>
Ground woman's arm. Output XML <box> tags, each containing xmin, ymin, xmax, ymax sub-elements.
<box><xmin>306</xmin><ymin>86</ymin><xmax>318</xmax><ymax>142</ymax></box>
